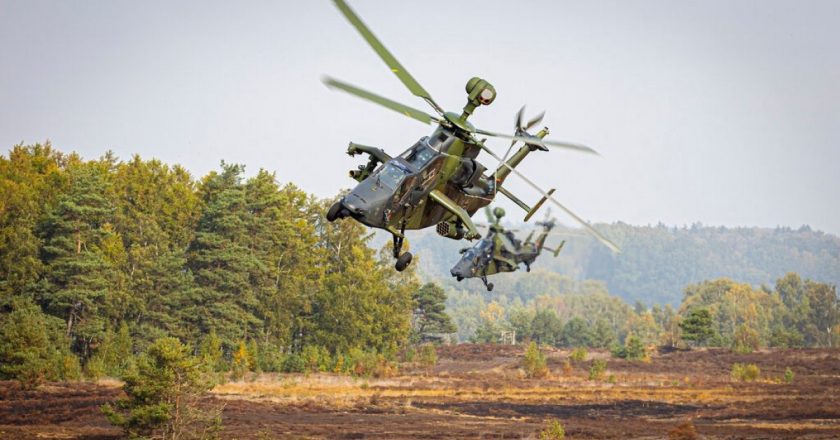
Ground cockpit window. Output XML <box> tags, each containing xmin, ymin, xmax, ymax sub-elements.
<box><xmin>375</xmin><ymin>163</ymin><xmax>408</xmax><ymax>189</ymax></box>
<box><xmin>401</xmin><ymin>141</ymin><xmax>437</xmax><ymax>168</ymax></box>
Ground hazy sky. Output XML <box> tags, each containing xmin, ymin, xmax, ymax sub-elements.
<box><xmin>2</xmin><ymin>0</ymin><xmax>838</xmax><ymax>234</ymax></box>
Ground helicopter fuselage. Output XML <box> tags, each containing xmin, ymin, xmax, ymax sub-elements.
<box><xmin>337</xmin><ymin>126</ymin><xmax>494</xmax><ymax>237</ymax></box>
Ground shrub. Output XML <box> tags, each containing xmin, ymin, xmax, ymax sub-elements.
<box><xmin>347</xmin><ymin>348</ymin><xmax>395</xmax><ymax>378</ymax></box>
<box><xmin>588</xmin><ymin>359</ymin><xmax>607</xmax><ymax>381</ymax></box>
<box><xmin>607</xmin><ymin>374</ymin><xmax>617</xmax><ymax>384</ymax></box>
<box><xmin>783</xmin><ymin>367</ymin><xmax>794</xmax><ymax>384</ymax></box>
<box><xmin>569</xmin><ymin>347</ymin><xmax>587</xmax><ymax>363</ymax></box>
<box><xmin>0</xmin><ymin>296</ymin><xmax>80</xmax><ymax>388</ymax></box>
<box><xmin>730</xmin><ymin>363</ymin><xmax>760</xmax><ymax>382</ymax></box>
<box><xmin>523</xmin><ymin>342</ymin><xmax>549</xmax><ymax>379</ymax></box>
<box><xmin>281</xmin><ymin>353</ymin><xmax>305</xmax><ymax>373</ymax></box>
<box><xmin>612</xmin><ymin>335</ymin><xmax>646</xmax><ymax>360</ymax></box>
<box><xmin>667</xmin><ymin>421</ymin><xmax>699</xmax><ymax>440</ymax></box>
<box><xmin>402</xmin><ymin>345</ymin><xmax>416</xmax><ymax>363</ymax></box>
<box><xmin>418</xmin><ymin>344</ymin><xmax>437</xmax><ymax>369</ymax></box>
<box><xmin>539</xmin><ymin>418</ymin><xmax>565</xmax><ymax>440</ymax></box>
<box><xmin>102</xmin><ymin>337</ymin><xmax>220</xmax><ymax>439</ymax></box>
<box><xmin>561</xmin><ymin>359</ymin><xmax>573</xmax><ymax>377</ymax></box>
<box><xmin>301</xmin><ymin>345</ymin><xmax>330</xmax><ymax>373</ymax></box>
<box><xmin>231</xmin><ymin>341</ymin><xmax>251</xmax><ymax>380</ymax></box>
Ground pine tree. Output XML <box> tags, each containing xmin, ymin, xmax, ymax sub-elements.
<box><xmin>411</xmin><ymin>283</ymin><xmax>456</xmax><ymax>343</ymax></box>
<box><xmin>187</xmin><ymin>163</ymin><xmax>262</xmax><ymax>352</ymax></box>
<box><xmin>679</xmin><ymin>308</ymin><xmax>715</xmax><ymax>346</ymax></box>
<box><xmin>37</xmin><ymin>165</ymin><xmax>119</xmax><ymax>357</ymax></box>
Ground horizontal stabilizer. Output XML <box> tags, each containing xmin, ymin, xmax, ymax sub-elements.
<box><xmin>543</xmin><ymin>240</ymin><xmax>566</xmax><ymax>257</ymax></box>
<box><xmin>524</xmin><ymin>188</ymin><xmax>556</xmax><ymax>222</ymax></box>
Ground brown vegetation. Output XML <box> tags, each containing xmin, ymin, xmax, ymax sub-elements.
<box><xmin>2</xmin><ymin>345</ymin><xmax>839</xmax><ymax>439</ymax></box>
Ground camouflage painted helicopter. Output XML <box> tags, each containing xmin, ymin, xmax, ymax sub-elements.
<box><xmin>324</xmin><ymin>0</ymin><xmax>620</xmax><ymax>272</ymax></box>
<box><xmin>450</xmin><ymin>207</ymin><xmax>565</xmax><ymax>291</ymax></box>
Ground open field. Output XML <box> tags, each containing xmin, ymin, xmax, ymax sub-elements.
<box><xmin>2</xmin><ymin>345</ymin><xmax>839</xmax><ymax>439</ymax></box>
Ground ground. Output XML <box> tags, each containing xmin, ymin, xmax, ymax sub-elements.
<box><xmin>1</xmin><ymin>345</ymin><xmax>839</xmax><ymax>439</ymax></box>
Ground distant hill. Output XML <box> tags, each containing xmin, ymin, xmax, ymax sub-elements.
<box><xmin>395</xmin><ymin>222</ymin><xmax>840</xmax><ymax>306</ymax></box>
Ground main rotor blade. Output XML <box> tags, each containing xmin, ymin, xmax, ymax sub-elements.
<box><xmin>470</xmin><ymin>135</ymin><xmax>620</xmax><ymax>253</ymax></box>
<box><xmin>332</xmin><ymin>0</ymin><xmax>444</xmax><ymax>115</ymax></box>
<box><xmin>323</xmin><ymin>76</ymin><xmax>437</xmax><ymax>125</ymax></box>
<box><xmin>515</xmin><ymin>106</ymin><xmax>525</xmax><ymax>131</ymax></box>
<box><xmin>474</xmin><ymin>128</ymin><xmax>599</xmax><ymax>155</ymax></box>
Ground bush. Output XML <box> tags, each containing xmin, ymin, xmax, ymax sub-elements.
<box><xmin>569</xmin><ymin>347</ymin><xmax>587</xmax><ymax>363</ymax></box>
<box><xmin>730</xmin><ymin>363</ymin><xmax>760</xmax><ymax>382</ymax></box>
<box><xmin>523</xmin><ymin>342</ymin><xmax>549</xmax><ymax>379</ymax></box>
<box><xmin>0</xmin><ymin>296</ymin><xmax>80</xmax><ymax>388</ymax></box>
<box><xmin>301</xmin><ymin>345</ymin><xmax>331</xmax><ymax>373</ymax></box>
<box><xmin>102</xmin><ymin>337</ymin><xmax>220</xmax><ymax>439</ymax></box>
<box><xmin>588</xmin><ymin>359</ymin><xmax>607</xmax><ymax>381</ymax></box>
<box><xmin>281</xmin><ymin>353</ymin><xmax>305</xmax><ymax>373</ymax></box>
<box><xmin>231</xmin><ymin>341</ymin><xmax>252</xmax><ymax>380</ymax></box>
<box><xmin>346</xmin><ymin>348</ymin><xmax>395</xmax><ymax>378</ymax></box>
<box><xmin>612</xmin><ymin>335</ymin><xmax>646</xmax><ymax>360</ymax></box>
<box><xmin>783</xmin><ymin>367</ymin><xmax>794</xmax><ymax>384</ymax></box>
<box><xmin>561</xmin><ymin>359</ymin><xmax>573</xmax><ymax>377</ymax></box>
<box><xmin>417</xmin><ymin>344</ymin><xmax>437</xmax><ymax>369</ymax></box>
<box><xmin>667</xmin><ymin>421</ymin><xmax>699</xmax><ymax>440</ymax></box>
<box><xmin>539</xmin><ymin>418</ymin><xmax>565</xmax><ymax>440</ymax></box>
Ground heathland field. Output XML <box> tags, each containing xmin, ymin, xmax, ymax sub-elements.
<box><xmin>2</xmin><ymin>345</ymin><xmax>839</xmax><ymax>439</ymax></box>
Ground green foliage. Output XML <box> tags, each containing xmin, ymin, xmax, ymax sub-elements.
<box><xmin>612</xmin><ymin>335</ymin><xmax>647</xmax><ymax>360</ymax></box>
<box><xmin>523</xmin><ymin>342</ymin><xmax>549</xmax><ymax>379</ymax></box>
<box><xmin>411</xmin><ymin>283</ymin><xmax>456</xmax><ymax>343</ymax></box>
<box><xmin>0</xmin><ymin>145</ymin><xmax>427</xmax><ymax>379</ymax></box>
<box><xmin>417</xmin><ymin>344</ymin><xmax>437</xmax><ymax>368</ymax></box>
<box><xmin>560</xmin><ymin>317</ymin><xmax>593</xmax><ymax>347</ymax></box>
<box><xmin>300</xmin><ymin>345</ymin><xmax>331</xmax><ymax>373</ymax></box>
<box><xmin>569</xmin><ymin>347</ymin><xmax>587</xmax><ymax>363</ymax></box>
<box><xmin>679</xmin><ymin>308</ymin><xmax>715</xmax><ymax>346</ymax></box>
<box><xmin>346</xmin><ymin>348</ymin><xmax>395</xmax><ymax>378</ymax></box>
<box><xmin>281</xmin><ymin>353</ymin><xmax>305</xmax><ymax>373</ymax></box>
<box><xmin>730</xmin><ymin>363</ymin><xmax>760</xmax><ymax>382</ymax></box>
<box><xmin>588</xmin><ymin>359</ymin><xmax>607</xmax><ymax>381</ymax></box>
<box><xmin>102</xmin><ymin>337</ymin><xmax>219</xmax><ymax>439</ymax></box>
<box><xmin>539</xmin><ymin>418</ymin><xmax>565</xmax><ymax>440</ymax></box>
<box><xmin>531</xmin><ymin>309</ymin><xmax>563</xmax><ymax>346</ymax></box>
<box><xmin>0</xmin><ymin>296</ymin><xmax>80</xmax><ymax>387</ymax></box>
<box><xmin>231</xmin><ymin>341</ymin><xmax>252</xmax><ymax>380</ymax></box>
<box><xmin>783</xmin><ymin>367</ymin><xmax>794</xmax><ymax>384</ymax></box>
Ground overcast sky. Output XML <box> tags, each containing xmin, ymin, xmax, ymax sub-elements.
<box><xmin>2</xmin><ymin>0</ymin><xmax>838</xmax><ymax>234</ymax></box>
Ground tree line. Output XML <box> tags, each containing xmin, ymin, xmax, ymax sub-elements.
<box><xmin>0</xmin><ymin>143</ymin><xmax>454</xmax><ymax>384</ymax></box>
<box><xmin>404</xmin><ymin>219</ymin><xmax>840</xmax><ymax>306</ymax></box>
<box><xmin>459</xmin><ymin>272</ymin><xmax>839</xmax><ymax>351</ymax></box>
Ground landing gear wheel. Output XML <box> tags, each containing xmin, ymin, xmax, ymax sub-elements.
<box><xmin>395</xmin><ymin>252</ymin><xmax>413</xmax><ymax>272</ymax></box>
<box><xmin>487</xmin><ymin>282</ymin><xmax>494</xmax><ymax>291</ymax></box>
<box><xmin>456</xmin><ymin>276</ymin><xmax>463</xmax><ymax>282</ymax></box>
<box><xmin>326</xmin><ymin>201</ymin><xmax>345</xmax><ymax>222</ymax></box>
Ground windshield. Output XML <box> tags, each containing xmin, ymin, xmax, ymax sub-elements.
<box><xmin>404</xmin><ymin>145</ymin><xmax>436</xmax><ymax>168</ymax></box>
<box><xmin>465</xmin><ymin>239</ymin><xmax>492</xmax><ymax>261</ymax></box>
<box><xmin>376</xmin><ymin>163</ymin><xmax>408</xmax><ymax>189</ymax></box>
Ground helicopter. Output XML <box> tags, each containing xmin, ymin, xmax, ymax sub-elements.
<box><xmin>323</xmin><ymin>0</ymin><xmax>620</xmax><ymax>272</ymax></box>
<box><xmin>450</xmin><ymin>207</ymin><xmax>565</xmax><ymax>291</ymax></box>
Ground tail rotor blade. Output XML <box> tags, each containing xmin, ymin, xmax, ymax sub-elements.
<box><xmin>471</xmin><ymin>135</ymin><xmax>620</xmax><ymax>253</ymax></box>
<box><xmin>474</xmin><ymin>128</ymin><xmax>599</xmax><ymax>155</ymax></box>
<box><xmin>525</xmin><ymin>111</ymin><xmax>545</xmax><ymax>131</ymax></box>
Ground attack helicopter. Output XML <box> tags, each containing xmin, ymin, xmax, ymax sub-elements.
<box><xmin>450</xmin><ymin>207</ymin><xmax>565</xmax><ymax>291</ymax></box>
<box><xmin>323</xmin><ymin>0</ymin><xmax>620</xmax><ymax>272</ymax></box>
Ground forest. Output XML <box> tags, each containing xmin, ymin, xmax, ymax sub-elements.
<box><xmin>1</xmin><ymin>143</ymin><xmax>838</xmax><ymax>386</ymax></box>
